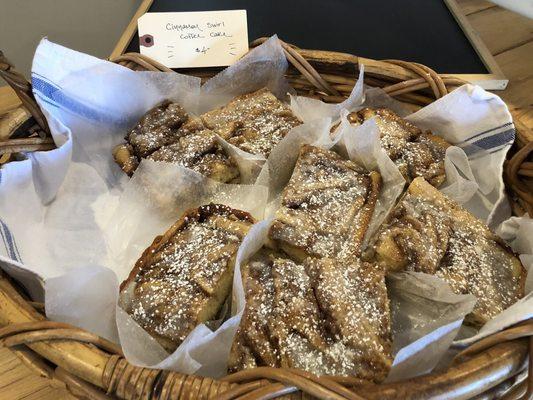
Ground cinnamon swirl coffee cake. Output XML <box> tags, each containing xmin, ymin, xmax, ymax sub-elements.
<box><xmin>200</xmin><ymin>88</ymin><xmax>302</xmax><ymax>157</ymax></box>
<box><xmin>119</xmin><ymin>204</ymin><xmax>254</xmax><ymax>351</ymax></box>
<box><xmin>347</xmin><ymin>108</ymin><xmax>450</xmax><ymax>187</ymax></box>
<box><xmin>370</xmin><ymin>177</ymin><xmax>526</xmax><ymax>326</ymax></box>
<box><xmin>229</xmin><ymin>249</ymin><xmax>392</xmax><ymax>381</ymax></box>
<box><xmin>269</xmin><ymin>144</ymin><xmax>381</xmax><ymax>261</ymax></box>
<box><xmin>113</xmin><ymin>88</ymin><xmax>301</xmax><ymax>180</ymax></box>
<box><xmin>113</xmin><ymin>101</ymin><xmax>239</xmax><ymax>182</ymax></box>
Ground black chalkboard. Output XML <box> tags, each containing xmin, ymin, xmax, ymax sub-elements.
<box><xmin>126</xmin><ymin>0</ymin><xmax>489</xmax><ymax>74</ymax></box>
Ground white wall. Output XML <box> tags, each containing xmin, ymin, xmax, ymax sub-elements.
<box><xmin>0</xmin><ymin>0</ymin><xmax>142</xmax><ymax>85</ymax></box>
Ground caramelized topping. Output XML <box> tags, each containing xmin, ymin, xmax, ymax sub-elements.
<box><xmin>120</xmin><ymin>204</ymin><xmax>254</xmax><ymax>351</ymax></box>
<box><xmin>372</xmin><ymin>178</ymin><xmax>525</xmax><ymax>325</ymax></box>
<box><xmin>270</xmin><ymin>145</ymin><xmax>381</xmax><ymax>261</ymax></box>
<box><xmin>348</xmin><ymin>108</ymin><xmax>450</xmax><ymax>187</ymax></box>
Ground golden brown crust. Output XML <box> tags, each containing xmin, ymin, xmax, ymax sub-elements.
<box><xmin>372</xmin><ymin>177</ymin><xmax>526</xmax><ymax>326</ymax></box>
<box><xmin>119</xmin><ymin>204</ymin><xmax>254</xmax><ymax>351</ymax></box>
<box><xmin>147</xmin><ymin>129</ymin><xmax>240</xmax><ymax>183</ymax></box>
<box><xmin>348</xmin><ymin>108</ymin><xmax>451</xmax><ymax>187</ymax></box>
<box><xmin>269</xmin><ymin>144</ymin><xmax>381</xmax><ymax>261</ymax></box>
<box><xmin>229</xmin><ymin>250</ymin><xmax>392</xmax><ymax>381</ymax></box>
<box><xmin>115</xmin><ymin>101</ymin><xmax>240</xmax><ymax>182</ymax></box>
<box><xmin>113</xmin><ymin>143</ymin><xmax>139</xmax><ymax>176</ymax></box>
<box><xmin>201</xmin><ymin>88</ymin><xmax>302</xmax><ymax>157</ymax></box>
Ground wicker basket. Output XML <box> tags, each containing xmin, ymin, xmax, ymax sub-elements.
<box><xmin>0</xmin><ymin>38</ymin><xmax>532</xmax><ymax>400</ymax></box>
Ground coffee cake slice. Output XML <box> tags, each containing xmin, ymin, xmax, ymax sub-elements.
<box><xmin>147</xmin><ymin>129</ymin><xmax>240</xmax><ymax>183</ymax></box>
<box><xmin>200</xmin><ymin>88</ymin><xmax>302</xmax><ymax>158</ymax></box>
<box><xmin>113</xmin><ymin>102</ymin><xmax>240</xmax><ymax>182</ymax></box>
<box><xmin>119</xmin><ymin>204</ymin><xmax>254</xmax><ymax>351</ymax></box>
<box><xmin>269</xmin><ymin>144</ymin><xmax>381</xmax><ymax>261</ymax></box>
<box><xmin>126</xmin><ymin>101</ymin><xmax>190</xmax><ymax>159</ymax></box>
<box><xmin>113</xmin><ymin>101</ymin><xmax>190</xmax><ymax>176</ymax></box>
<box><xmin>371</xmin><ymin>177</ymin><xmax>526</xmax><ymax>326</ymax></box>
<box><xmin>347</xmin><ymin>108</ymin><xmax>450</xmax><ymax>187</ymax></box>
<box><xmin>229</xmin><ymin>250</ymin><xmax>392</xmax><ymax>381</ymax></box>
<box><xmin>228</xmin><ymin>249</ymin><xmax>283</xmax><ymax>371</ymax></box>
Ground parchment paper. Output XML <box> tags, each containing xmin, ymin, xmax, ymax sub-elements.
<box><xmin>386</xmin><ymin>272</ymin><xmax>476</xmax><ymax>381</ymax></box>
<box><xmin>47</xmin><ymin>159</ymin><xmax>268</xmax><ymax>375</ymax></box>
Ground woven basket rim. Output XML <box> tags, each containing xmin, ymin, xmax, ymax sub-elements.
<box><xmin>0</xmin><ymin>39</ymin><xmax>532</xmax><ymax>399</ymax></box>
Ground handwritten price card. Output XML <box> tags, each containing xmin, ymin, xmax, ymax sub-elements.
<box><xmin>138</xmin><ymin>10</ymin><xmax>249</xmax><ymax>68</ymax></box>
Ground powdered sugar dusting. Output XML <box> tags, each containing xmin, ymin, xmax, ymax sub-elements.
<box><xmin>349</xmin><ymin>108</ymin><xmax>448</xmax><ymax>187</ymax></box>
<box><xmin>202</xmin><ymin>88</ymin><xmax>302</xmax><ymax>157</ymax></box>
<box><xmin>374</xmin><ymin>185</ymin><xmax>524</xmax><ymax>324</ymax></box>
<box><xmin>126</xmin><ymin>102</ymin><xmax>189</xmax><ymax>158</ymax></box>
<box><xmin>230</xmin><ymin>252</ymin><xmax>392</xmax><ymax>380</ymax></box>
<box><xmin>271</xmin><ymin>145</ymin><xmax>378</xmax><ymax>260</ymax></box>
<box><xmin>148</xmin><ymin>129</ymin><xmax>239</xmax><ymax>182</ymax></box>
<box><xmin>124</xmin><ymin>204</ymin><xmax>252</xmax><ymax>351</ymax></box>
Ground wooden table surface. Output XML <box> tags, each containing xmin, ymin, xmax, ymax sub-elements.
<box><xmin>1</xmin><ymin>1</ymin><xmax>532</xmax><ymax>399</ymax></box>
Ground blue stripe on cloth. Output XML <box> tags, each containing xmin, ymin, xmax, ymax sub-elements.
<box><xmin>32</xmin><ymin>72</ymin><xmax>61</xmax><ymax>89</ymax></box>
<box><xmin>458</xmin><ymin>122</ymin><xmax>513</xmax><ymax>144</ymax></box>
<box><xmin>489</xmin><ymin>146</ymin><xmax>509</xmax><ymax>155</ymax></box>
<box><xmin>34</xmin><ymin>91</ymin><xmax>61</xmax><ymax>110</ymax></box>
<box><xmin>31</xmin><ymin>75</ymin><xmax>123</xmax><ymax>125</ymax></box>
<box><xmin>460</xmin><ymin>128</ymin><xmax>515</xmax><ymax>156</ymax></box>
<box><xmin>0</xmin><ymin>219</ymin><xmax>21</xmax><ymax>262</ymax></box>
<box><xmin>31</xmin><ymin>75</ymin><xmax>61</xmax><ymax>100</ymax></box>
<box><xmin>0</xmin><ymin>224</ymin><xmax>10</xmax><ymax>259</ymax></box>
<box><xmin>10</xmin><ymin>225</ymin><xmax>22</xmax><ymax>262</ymax></box>
<box><xmin>470</xmin><ymin>128</ymin><xmax>515</xmax><ymax>149</ymax></box>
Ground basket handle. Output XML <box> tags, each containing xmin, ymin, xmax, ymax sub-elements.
<box><xmin>0</xmin><ymin>51</ymin><xmax>50</xmax><ymax>136</ymax></box>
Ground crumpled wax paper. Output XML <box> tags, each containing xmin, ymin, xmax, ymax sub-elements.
<box><xmin>289</xmin><ymin>66</ymin><xmax>365</xmax><ymax>123</ymax></box>
<box><xmin>46</xmin><ymin>160</ymin><xmax>268</xmax><ymax>375</ymax></box>
<box><xmin>335</xmin><ymin>116</ymin><xmax>405</xmax><ymax>242</ymax></box>
<box><xmin>406</xmin><ymin>85</ymin><xmax>516</xmax><ymax>226</ymax></box>
<box><xmin>386</xmin><ymin>272</ymin><xmax>476</xmax><ymax>382</ymax></box>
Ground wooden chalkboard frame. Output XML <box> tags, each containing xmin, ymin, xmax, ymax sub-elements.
<box><xmin>111</xmin><ymin>0</ymin><xmax>508</xmax><ymax>90</ymax></box>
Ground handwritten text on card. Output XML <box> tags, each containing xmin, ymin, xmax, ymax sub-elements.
<box><xmin>138</xmin><ymin>10</ymin><xmax>249</xmax><ymax>68</ymax></box>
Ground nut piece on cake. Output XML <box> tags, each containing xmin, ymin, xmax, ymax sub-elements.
<box><xmin>370</xmin><ymin>177</ymin><xmax>526</xmax><ymax>326</ymax></box>
<box><xmin>229</xmin><ymin>249</ymin><xmax>392</xmax><ymax>381</ymax></box>
<box><xmin>347</xmin><ymin>108</ymin><xmax>450</xmax><ymax>187</ymax></box>
<box><xmin>119</xmin><ymin>204</ymin><xmax>254</xmax><ymax>351</ymax></box>
<box><xmin>269</xmin><ymin>144</ymin><xmax>381</xmax><ymax>261</ymax></box>
<box><xmin>200</xmin><ymin>88</ymin><xmax>302</xmax><ymax>158</ymax></box>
